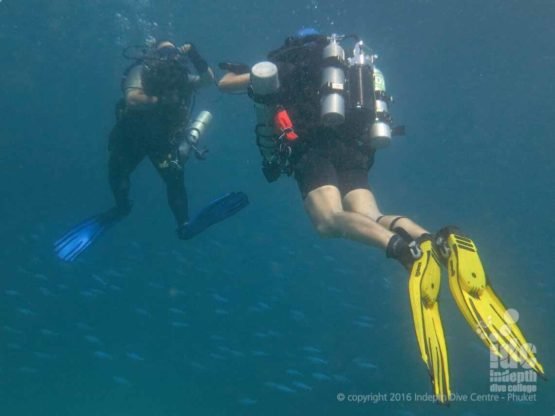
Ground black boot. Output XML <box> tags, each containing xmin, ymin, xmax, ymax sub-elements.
<box><xmin>386</xmin><ymin>234</ymin><xmax>416</xmax><ymax>270</ymax></box>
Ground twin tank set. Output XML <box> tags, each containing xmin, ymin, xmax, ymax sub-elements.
<box><xmin>252</xmin><ymin>34</ymin><xmax>396</xmax><ymax>165</ymax></box>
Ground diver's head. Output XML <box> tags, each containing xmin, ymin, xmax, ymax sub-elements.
<box><xmin>142</xmin><ymin>41</ymin><xmax>190</xmax><ymax>98</ymax></box>
<box><xmin>295</xmin><ymin>27</ymin><xmax>320</xmax><ymax>39</ymax></box>
<box><xmin>283</xmin><ymin>27</ymin><xmax>324</xmax><ymax>48</ymax></box>
<box><xmin>153</xmin><ymin>41</ymin><xmax>180</xmax><ymax>60</ymax></box>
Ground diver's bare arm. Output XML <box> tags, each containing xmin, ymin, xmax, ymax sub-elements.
<box><xmin>218</xmin><ymin>73</ymin><xmax>250</xmax><ymax>93</ymax></box>
<box><xmin>125</xmin><ymin>89</ymin><xmax>158</xmax><ymax>109</ymax></box>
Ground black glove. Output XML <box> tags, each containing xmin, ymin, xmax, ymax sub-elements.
<box><xmin>187</xmin><ymin>43</ymin><xmax>209</xmax><ymax>74</ymax></box>
<box><xmin>218</xmin><ymin>62</ymin><xmax>250</xmax><ymax>75</ymax></box>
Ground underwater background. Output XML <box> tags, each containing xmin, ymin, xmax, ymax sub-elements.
<box><xmin>1</xmin><ymin>0</ymin><xmax>554</xmax><ymax>415</ymax></box>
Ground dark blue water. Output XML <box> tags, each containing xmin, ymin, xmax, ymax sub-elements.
<box><xmin>1</xmin><ymin>1</ymin><xmax>554</xmax><ymax>415</ymax></box>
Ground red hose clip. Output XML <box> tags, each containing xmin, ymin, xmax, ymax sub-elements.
<box><xmin>274</xmin><ymin>107</ymin><xmax>298</xmax><ymax>141</ymax></box>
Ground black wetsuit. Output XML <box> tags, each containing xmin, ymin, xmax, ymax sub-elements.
<box><xmin>268</xmin><ymin>39</ymin><xmax>375</xmax><ymax>199</ymax></box>
<box><xmin>108</xmin><ymin>64</ymin><xmax>191</xmax><ymax>225</ymax></box>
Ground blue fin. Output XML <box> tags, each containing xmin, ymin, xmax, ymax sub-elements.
<box><xmin>178</xmin><ymin>192</ymin><xmax>249</xmax><ymax>240</ymax></box>
<box><xmin>54</xmin><ymin>209</ymin><xmax>123</xmax><ymax>262</ymax></box>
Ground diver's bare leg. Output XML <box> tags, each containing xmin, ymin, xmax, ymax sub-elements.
<box><xmin>303</xmin><ymin>185</ymin><xmax>393</xmax><ymax>249</ymax></box>
<box><xmin>342</xmin><ymin>189</ymin><xmax>429</xmax><ymax>239</ymax></box>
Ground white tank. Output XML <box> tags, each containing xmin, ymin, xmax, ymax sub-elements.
<box><xmin>251</xmin><ymin>62</ymin><xmax>280</xmax><ymax>163</ymax></box>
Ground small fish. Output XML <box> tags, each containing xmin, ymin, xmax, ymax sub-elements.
<box><xmin>80</xmin><ymin>290</ymin><xmax>96</xmax><ymax>299</ymax></box>
<box><xmin>306</xmin><ymin>356</ymin><xmax>328</xmax><ymax>365</ymax></box>
<box><xmin>33</xmin><ymin>273</ymin><xmax>48</xmax><ymax>281</ymax></box>
<box><xmin>17</xmin><ymin>307</ymin><xmax>35</xmax><ymax>316</ymax></box>
<box><xmin>290</xmin><ymin>310</ymin><xmax>306</xmax><ymax>321</ymax></box>
<box><xmin>312</xmin><ymin>372</ymin><xmax>332</xmax><ymax>381</ymax></box>
<box><xmin>126</xmin><ymin>352</ymin><xmax>145</xmax><ymax>361</ymax></box>
<box><xmin>215</xmin><ymin>309</ymin><xmax>229</xmax><ymax>315</ymax></box>
<box><xmin>302</xmin><ymin>346</ymin><xmax>322</xmax><ymax>354</ymax></box>
<box><xmin>168</xmin><ymin>287</ymin><xmax>186</xmax><ymax>297</ymax></box>
<box><xmin>238</xmin><ymin>398</ymin><xmax>257</xmax><ymax>406</ymax></box>
<box><xmin>3</xmin><ymin>325</ymin><xmax>23</xmax><ymax>334</ymax></box>
<box><xmin>212</xmin><ymin>293</ymin><xmax>229</xmax><ymax>303</ymax></box>
<box><xmin>265</xmin><ymin>382</ymin><xmax>297</xmax><ymax>394</ymax></box>
<box><xmin>217</xmin><ymin>346</ymin><xmax>244</xmax><ymax>357</ymax></box>
<box><xmin>286</xmin><ymin>369</ymin><xmax>303</xmax><ymax>377</ymax></box>
<box><xmin>93</xmin><ymin>351</ymin><xmax>113</xmax><ymax>360</ymax></box>
<box><xmin>33</xmin><ymin>351</ymin><xmax>56</xmax><ymax>360</ymax></box>
<box><xmin>112</xmin><ymin>376</ymin><xmax>131</xmax><ymax>385</ymax></box>
<box><xmin>210</xmin><ymin>335</ymin><xmax>225</xmax><ymax>342</ymax></box>
<box><xmin>106</xmin><ymin>269</ymin><xmax>124</xmax><ymax>278</ymax></box>
<box><xmin>40</xmin><ymin>329</ymin><xmax>58</xmax><ymax>337</ymax></box>
<box><xmin>333</xmin><ymin>374</ymin><xmax>351</xmax><ymax>383</ymax></box>
<box><xmin>291</xmin><ymin>381</ymin><xmax>312</xmax><ymax>391</ymax></box>
<box><xmin>190</xmin><ymin>361</ymin><xmax>207</xmax><ymax>371</ymax></box>
<box><xmin>19</xmin><ymin>366</ymin><xmax>38</xmax><ymax>374</ymax></box>
<box><xmin>39</xmin><ymin>287</ymin><xmax>53</xmax><ymax>297</ymax></box>
<box><xmin>92</xmin><ymin>274</ymin><xmax>107</xmax><ymax>286</ymax></box>
<box><xmin>209</xmin><ymin>353</ymin><xmax>226</xmax><ymax>360</ymax></box>
<box><xmin>353</xmin><ymin>320</ymin><xmax>373</xmax><ymax>328</ymax></box>
<box><xmin>76</xmin><ymin>322</ymin><xmax>93</xmax><ymax>331</ymax></box>
<box><xmin>134</xmin><ymin>308</ymin><xmax>152</xmax><ymax>318</ymax></box>
<box><xmin>353</xmin><ymin>357</ymin><xmax>378</xmax><ymax>369</ymax></box>
<box><xmin>251</xmin><ymin>350</ymin><xmax>269</xmax><ymax>357</ymax></box>
<box><xmin>4</xmin><ymin>290</ymin><xmax>20</xmax><ymax>296</ymax></box>
<box><xmin>84</xmin><ymin>335</ymin><xmax>102</xmax><ymax>344</ymax></box>
<box><xmin>169</xmin><ymin>307</ymin><xmax>186</xmax><ymax>315</ymax></box>
<box><xmin>171</xmin><ymin>321</ymin><xmax>189</xmax><ymax>328</ymax></box>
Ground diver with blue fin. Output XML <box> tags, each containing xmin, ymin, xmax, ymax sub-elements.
<box><xmin>55</xmin><ymin>40</ymin><xmax>248</xmax><ymax>262</ymax></box>
<box><xmin>218</xmin><ymin>28</ymin><xmax>544</xmax><ymax>403</ymax></box>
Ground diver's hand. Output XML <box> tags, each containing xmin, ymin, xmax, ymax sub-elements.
<box><xmin>178</xmin><ymin>43</ymin><xmax>192</xmax><ymax>54</ymax></box>
<box><xmin>125</xmin><ymin>89</ymin><xmax>158</xmax><ymax>109</ymax></box>
<box><xmin>158</xmin><ymin>92</ymin><xmax>180</xmax><ymax>106</ymax></box>
<box><xmin>178</xmin><ymin>43</ymin><xmax>209</xmax><ymax>74</ymax></box>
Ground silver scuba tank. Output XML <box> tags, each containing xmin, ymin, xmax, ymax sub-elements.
<box><xmin>250</xmin><ymin>61</ymin><xmax>280</xmax><ymax>163</ymax></box>
<box><xmin>179</xmin><ymin>111</ymin><xmax>212</xmax><ymax>161</ymax></box>
<box><xmin>320</xmin><ymin>34</ymin><xmax>346</xmax><ymax>126</ymax></box>
<box><xmin>347</xmin><ymin>40</ymin><xmax>392</xmax><ymax>149</ymax></box>
<box><xmin>368</xmin><ymin>66</ymin><xmax>392</xmax><ymax>149</ymax></box>
<box><xmin>347</xmin><ymin>41</ymin><xmax>373</xmax><ymax>121</ymax></box>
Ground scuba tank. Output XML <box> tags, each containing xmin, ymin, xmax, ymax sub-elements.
<box><xmin>369</xmin><ymin>66</ymin><xmax>392</xmax><ymax>148</ymax></box>
<box><xmin>320</xmin><ymin>34</ymin><xmax>346</xmax><ymax>126</ymax></box>
<box><xmin>347</xmin><ymin>41</ymin><xmax>372</xmax><ymax>120</ymax></box>
<box><xmin>347</xmin><ymin>41</ymin><xmax>392</xmax><ymax>149</ymax></box>
<box><xmin>250</xmin><ymin>61</ymin><xmax>281</xmax><ymax>175</ymax></box>
<box><xmin>178</xmin><ymin>110</ymin><xmax>212</xmax><ymax>161</ymax></box>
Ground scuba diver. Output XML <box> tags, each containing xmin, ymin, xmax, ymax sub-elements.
<box><xmin>218</xmin><ymin>28</ymin><xmax>544</xmax><ymax>403</ymax></box>
<box><xmin>55</xmin><ymin>40</ymin><xmax>249</xmax><ymax>262</ymax></box>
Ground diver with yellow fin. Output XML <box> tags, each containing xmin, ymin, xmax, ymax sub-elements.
<box><xmin>217</xmin><ymin>28</ymin><xmax>544</xmax><ymax>404</ymax></box>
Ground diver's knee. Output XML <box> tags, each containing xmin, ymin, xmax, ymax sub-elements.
<box><xmin>314</xmin><ymin>216</ymin><xmax>340</xmax><ymax>238</ymax></box>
